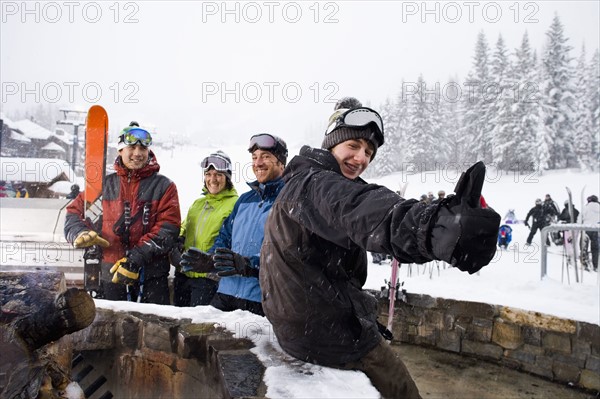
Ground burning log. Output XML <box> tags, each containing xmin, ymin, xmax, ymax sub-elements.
<box><xmin>0</xmin><ymin>271</ymin><xmax>96</xmax><ymax>398</ymax></box>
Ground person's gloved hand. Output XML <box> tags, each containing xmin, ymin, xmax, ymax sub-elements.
<box><xmin>180</xmin><ymin>247</ymin><xmax>214</xmax><ymax>273</ymax></box>
<box><xmin>423</xmin><ymin>161</ymin><xmax>501</xmax><ymax>274</ymax></box>
<box><xmin>213</xmin><ymin>247</ymin><xmax>258</xmax><ymax>277</ymax></box>
<box><xmin>109</xmin><ymin>257</ymin><xmax>140</xmax><ymax>285</ymax></box>
<box><xmin>524</xmin><ymin>221</ymin><xmax>530</xmax><ymax>228</ymax></box>
<box><xmin>169</xmin><ymin>236</ymin><xmax>185</xmax><ymax>269</ymax></box>
<box><xmin>74</xmin><ymin>230</ymin><xmax>110</xmax><ymax>248</ymax></box>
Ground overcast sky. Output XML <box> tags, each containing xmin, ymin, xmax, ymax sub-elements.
<box><xmin>2</xmin><ymin>1</ymin><xmax>599</xmax><ymax>147</ymax></box>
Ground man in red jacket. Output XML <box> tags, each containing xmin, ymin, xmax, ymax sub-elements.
<box><xmin>65</xmin><ymin>122</ymin><xmax>181</xmax><ymax>303</ymax></box>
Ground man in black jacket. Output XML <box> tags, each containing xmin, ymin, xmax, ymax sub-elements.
<box><xmin>525</xmin><ymin>199</ymin><xmax>547</xmax><ymax>246</ymax></box>
<box><xmin>260</xmin><ymin>99</ymin><xmax>500</xmax><ymax>399</ymax></box>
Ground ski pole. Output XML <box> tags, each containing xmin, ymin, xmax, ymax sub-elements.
<box><xmin>137</xmin><ymin>268</ymin><xmax>145</xmax><ymax>303</ymax></box>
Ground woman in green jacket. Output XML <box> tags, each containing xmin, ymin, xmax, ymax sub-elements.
<box><xmin>173</xmin><ymin>151</ymin><xmax>238</xmax><ymax>306</ymax></box>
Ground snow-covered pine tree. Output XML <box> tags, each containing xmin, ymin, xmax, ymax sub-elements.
<box><xmin>489</xmin><ymin>34</ymin><xmax>516</xmax><ymax>170</ymax></box>
<box><xmin>573</xmin><ymin>44</ymin><xmax>595</xmax><ymax>171</ymax></box>
<box><xmin>540</xmin><ymin>15</ymin><xmax>577</xmax><ymax>169</ymax></box>
<box><xmin>511</xmin><ymin>31</ymin><xmax>540</xmax><ymax>172</ymax></box>
<box><xmin>587</xmin><ymin>49</ymin><xmax>600</xmax><ymax>168</ymax></box>
<box><xmin>404</xmin><ymin>75</ymin><xmax>440</xmax><ymax>170</ymax></box>
<box><xmin>368</xmin><ymin>97</ymin><xmax>400</xmax><ymax>177</ymax></box>
<box><xmin>437</xmin><ymin>76</ymin><xmax>461</xmax><ymax>166</ymax></box>
<box><xmin>462</xmin><ymin>31</ymin><xmax>494</xmax><ymax>164</ymax></box>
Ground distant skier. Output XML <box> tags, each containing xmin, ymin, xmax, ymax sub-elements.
<box><xmin>525</xmin><ymin>199</ymin><xmax>548</xmax><ymax>246</ymax></box>
<box><xmin>542</xmin><ymin>194</ymin><xmax>559</xmax><ymax>224</ymax></box>
<box><xmin>558</xmin><ymin>200</ymin><xmax>579</xmax><ymax>223</ymax></box>
<box><xmin>498</xmin><ymin>225</ymin><xmax>512</xmax><ymax>249</ymax></box>
<box><xmin>504</xmin><ymin>209</ymin><xmax>517</xmax><ymax>224</ymax></box>
<box><xmin>580</xmin><ymin>195</ymin><xmax>600</xmax><ymax>271</ymax></box>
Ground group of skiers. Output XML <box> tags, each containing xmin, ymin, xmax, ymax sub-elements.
<box><xmin>64</xmin><ymin>97</ymin><xmax>502</xmax><ymax>398</ymax></box>
<box><xmin>499</xmin><ymin>193</ymin><xmax>599</xmax><ymax>272</ymax></box>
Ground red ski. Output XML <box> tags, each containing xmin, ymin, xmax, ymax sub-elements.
<box><xmin>83</xmin><ymin>105</ymin><xmax>108</xmax><ymax>295</ymax></box>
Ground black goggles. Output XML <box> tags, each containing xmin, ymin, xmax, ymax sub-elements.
<box><xmin>201</xmin><ymin>154</ymin><xmax>231</xmax><ymax>173</ymax></box>
<box><xmin>247</xmin><ymin>134</ymin><xmax>288</xmax><ymax>158</ymax></box>
<box><xmin>121</xmin><ymin>127</ymin><xmax>153</xmax><ymax>147</ymax></box>
<box><xmin>325</xmin><ymin>107</ymin><xmax>384</xmax><ymax>139</ymax></box>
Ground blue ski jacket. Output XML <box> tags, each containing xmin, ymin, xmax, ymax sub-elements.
<box><xmin>211</xmin><ymin>177</ymin><xmax>284</xmax><ymax>303</ymax></box>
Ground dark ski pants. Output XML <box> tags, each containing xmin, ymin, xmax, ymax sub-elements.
<box><xmin>102</xmin><ymin>276</ymin><xmax>170</xmax><ymax>304</ymax></box>
<box><xmin>210</xmin><ymin>292</ymin><xmax>264</xmax><ymax>316</ymax></box>
<box><xmin>173</xmin><ymin>273</ymin><xmax>218</xmax><ymax>306</ymax></box>
<box><xmin>342</xmin><ymin>339</ymin><xmax>421</xmax><ymax>399</ymax></box>
<box><xmin>527</xmin><ymin>222</ymin><xmax>550</xmax><ymax>245</ymax></box>
<box><xmin>589</xmin><ymin>231</ymin><xmax>599</xmax><ymax>271</ymax></box>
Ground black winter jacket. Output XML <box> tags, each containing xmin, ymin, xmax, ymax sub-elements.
<box><xmin>525</xmin><ymin>205</ymin><xmax>545</xmax><ymax>226</ymax></box>
<box><xmin>260</xmin><ymin>146</ymin><xmax>434</xmax><ymax>367</ymax></box>
<box><xmin>558</xmin><ymin>206</ymin><xmax>579</xmax><ymax>223</ymax></box>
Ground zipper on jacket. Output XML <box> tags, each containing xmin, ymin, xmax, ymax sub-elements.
<box><xmin>194</xmin><ymin>200</ymin><xmax>214</xmax><ymax>248</ymax></box>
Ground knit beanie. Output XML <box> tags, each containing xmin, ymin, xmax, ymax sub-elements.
<box><xmin>321</xmin><ymin>125</ymin><xmax>382</xmax><ymax>160</ymax></box>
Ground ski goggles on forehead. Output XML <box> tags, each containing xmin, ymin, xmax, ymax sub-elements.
<box><xmin>325</xmin><ymin>107</ymin><xmax>384</xmax><ymax>136</ymax></box>
<box><xmin>201</xmin><ymin>154</ymin><xmax>230</xmax><ymax>172</ymax></box>
<box><xmin>247</xmin><ymin>134</ymin><xmax>288</xmax><ymax>157</ymax></box>
<box><xmin>121</xmin><ymin>128</ymin><xmax>153</xmax><ymax>147</ymax></box>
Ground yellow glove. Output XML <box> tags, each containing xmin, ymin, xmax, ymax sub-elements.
<box><xmin>74</xmin><ymin>230</ymin><xmax>110</xmax><ymax>248</ymax></box>
<box><xmin>109</xmin><ymin>257</ymin><xmax>140</xmax><ymax>285</ymax></box>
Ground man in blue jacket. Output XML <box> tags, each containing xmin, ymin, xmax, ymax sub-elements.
<box><xmin>204</xmin><ymin>133</ymin><xmax>287</xmax><ymax>315</ymax></box>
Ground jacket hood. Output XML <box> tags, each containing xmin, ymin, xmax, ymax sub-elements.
<box><xmin>114</xmin><ymin>150</ymin><xmax>160</xmax><ymax>179</ymax></box>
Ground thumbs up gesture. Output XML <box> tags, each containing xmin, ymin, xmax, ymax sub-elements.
<box><xmin>425</xmin><ymin>162</ymin><xmax>501</xmax><ymax>274</ymax></box>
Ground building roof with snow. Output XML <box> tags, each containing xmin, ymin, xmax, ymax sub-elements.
<box><xmin>41</xmin><ymin>142</ymin><xmax>66</xmax><ymax>153</ymax></box>
<box><xmin>10</xmin><ymin>119</ymin><xmax>55</xmax><ymax>140</ymax></box>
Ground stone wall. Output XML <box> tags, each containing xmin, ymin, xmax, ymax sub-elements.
<box><xmin>378</xmin><ymin>292</ymin><xmax>600</xmax><ymax>392</ymax></box>
<box><xmin>62</xmin><ymin>309</ymin><xmax>266</xmax><ymax>398</ymax></box>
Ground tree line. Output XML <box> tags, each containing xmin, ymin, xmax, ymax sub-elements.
<box><xmin>368</xmin><ymin>15</ymin><xmax>599</xmax><ymax>177</ymax></box>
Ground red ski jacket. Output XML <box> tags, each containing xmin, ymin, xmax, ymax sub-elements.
<box><xmin>65</xmin><ymin>151</ymin><xmax>181</xmax><ymax>281</ymax></box>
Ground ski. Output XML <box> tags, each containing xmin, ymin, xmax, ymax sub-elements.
<box><xmin>565</xmin><ymin>187</ymin><xmax>579</xmax><ymax>283</ymax></box>
<box><xmin>386</xmin><ymin>258</ymin><xmax>400</xmax><ymax>335</ymax></box>
<box><xmin>386</xmin><ymin>182</ymin><xmax>409</xmax><ymax>337</ymax></box>
<box><xmin>83</xmin><ymin>105</ymin><xmax>108</xmax><ymax>296</ymax></box>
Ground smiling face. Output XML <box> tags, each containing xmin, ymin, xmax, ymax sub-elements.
<box><xmin>251</xmin><ymin>149</ymin><xmax>284</xmax><ymax>184</ymax></box>
<box><xmin>330</xmin><ymin>138</ymin><xmax>374</xmax><ymax>180</ymax></box>
<box><xmin>119</xmin><ymin>144</ymin><xmax>150</xmax><ymax>170</ymax></box>
<box><xmin>204</xmin><ymin>167</ymin><xmax>227</xmax><ymax>194</ymax></box>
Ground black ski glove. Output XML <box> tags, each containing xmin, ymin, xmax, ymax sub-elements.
<box><xmin>169</xmin><ymin>236</ymin><xmax>185</xmax><ymax>269</ymax></box>
<box><xmin>213</xmin><ymin>247</ymin><xmax>258</xmax><ymax>277</ymax></box>
<box><xmin>180</xmin><ymin>247</ymin><xmax>215</xmax><ymax>274</ymax></box>
<box><xmin>420</xmin><ymin>161</ymin><xmax>501</xmax><ymax>274</ymax></box>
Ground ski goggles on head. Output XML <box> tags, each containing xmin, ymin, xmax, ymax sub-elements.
<box><xmin>325</xmin><ymin>107</ymin><xmax>384</xmax><ymax>139</ymax></box>
<box><xmin>201</xmin><ymin>154</ymin><xmax>231</xmax><ymax>173</ymax></box>
<box><xmin>120</xmin><ymin>127</ymin><xmax>153</xmax><ymax>147</ymax></box>
<box><xmin>247</xmin><ymin>133</ymin><xmax>288</xmax><ymax>158</ymax></box>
